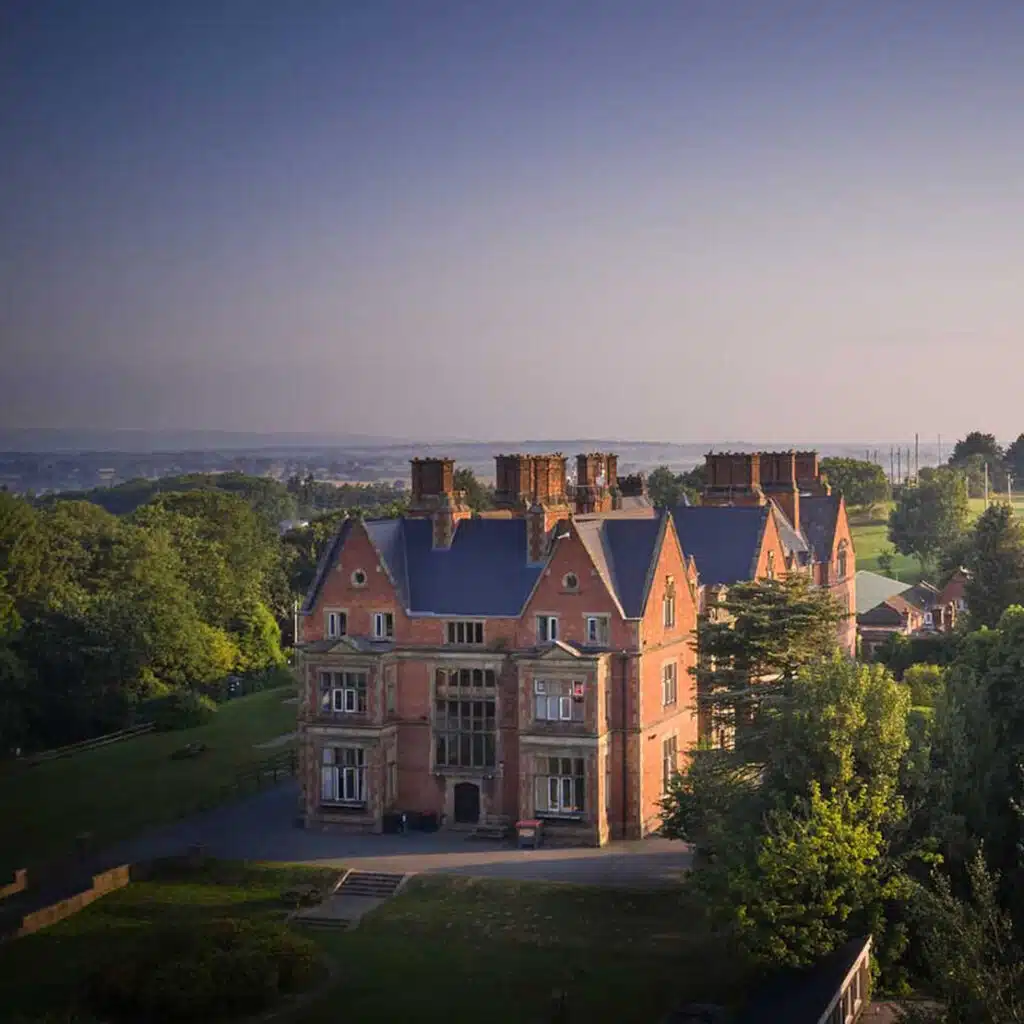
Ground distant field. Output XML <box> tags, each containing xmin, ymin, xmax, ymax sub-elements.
<box><xmin>851</xmin><ymin>495</ymin><xmax>1024</xmax><ymax>583</ymax></box>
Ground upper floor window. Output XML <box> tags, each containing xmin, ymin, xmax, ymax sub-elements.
<box><xmin>326</xmin><ymin>610</ymin><xmax>347</xmax><ymax>639</ymax></box>
<box><xmin>534</xmin><ymin>679</ymin><xmax>585</xmax><ymax>723</ymax></box>
<box><xmin>319</xmin><ymin>671</ymin><xmax>368</xmax><ymax>714</ymax></box>
<box><xmin>836</xmin><ymin>542</ymin><xmax>849</xmax><ymax>582</ymax></box>
<box><xmin>537</xmin><ymin>615</ymin><xmax>559</xmax><ymax>643</ymax></box>
<box><xmin>562</xmin><ymin>572</ymin><xmax>580</xmax><ymax>592</ymax></box>
<box><xmin>351</xmin><ymin>569</ymin><xmax>367</xmax><ymax>587</ymax></box>
<box><xmin>662</xmin><ymin>661</ymin><xmax>678</xmax><ymax>706</ymax></box>
<box><xmin>585</xmin><ymin>615</ymin><xmax>609</xmax><ymax>645</ymax></box>
<box><xmin>372</xmin><ymin>612</ymin><xmax>394</xmax><ymax>640</ymax></box>
<box><xmin>766</xmin><ymin>551</ymin><xmax>776</xmax><ymax>581</ymax></box>
<box><xmin>436</xmin><ymin>666</ymin><xmax>497</xmax><ymax>691</ymax></box>
<box><xmin>663</xmin><ymin>577</ymin><xmax>676</xmax><ymax>628</ymax></box>
<box><xmin>446</xmin><ymin>620</ymin><xmax>484</xmax><ymax>645</ymax></box>
<box><xmin>321</xmin><ymin>746</ymin><xmax>366</xmax><ymax>804</ymax></box>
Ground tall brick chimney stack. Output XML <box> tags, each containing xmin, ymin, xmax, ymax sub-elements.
<box><xmin>702</xmin><ymin>452</ymin><xmax>766</xmax><ymax>507</ymax></box>
<box><xmin>574</xmin><ymin>452</ymin><xmax>618</xmax><ymax>514</ymax></box>
<box><xmin>408</xmin><ymin>457</ymin><xmax>470</xmax><ymax>549</ymax></box>
<box><xmin>760</xmin><ymin>450</ymin><xmax>800</xmax><ymax>532</ymax></box>
<box><xmin>495</xmin><ymin>453</ymin><xmax>571</xmax><ymax>561</ymax></box>
<box><xmin>795</xmin><ymin>451</ymin><xmax>831</xmax><ymax>495</ymax></box>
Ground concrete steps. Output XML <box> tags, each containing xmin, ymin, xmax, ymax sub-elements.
<box><xmin>335</xmin><ymin>871</ymin><xmax>406</xmax><ymax>899</ymax></box>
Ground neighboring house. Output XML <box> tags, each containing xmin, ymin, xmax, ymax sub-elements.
<box><xmin>856</xmin><ymin>569</ymin><xmax>966</xmax><ymax>656</ymax></box>
<box><xmin>296</xmin><ymin>451</ymin><xmax>699</xmax><ymax>843</ymax></box>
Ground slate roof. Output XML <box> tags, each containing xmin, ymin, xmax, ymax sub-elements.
<box><xmin>800</xmin><ymin>494</ymin><xmax>841</xmax><ymax>564</ymax></box>
<box><xmin>669</xmin><ymin>505</ymin><xmax>769</xmax><ymax>586</ymax></box>
<box><xmin>859</xmin><ymin>594</ymin><xmax>915</xmax><ymax>627</ymax></box>
<box><xmin>399</xmin><ymin>517</ymin><xmax>543</xmax><ymax>617</ymax></box>
<box><xmin>855</xmin><ymin>570</ymin><xmax>910</xmax><ymax>615</ymax></box>
<box><xmin>771</xmin><ymin>504</ymin><xmax>810</xmax><ymax>566</ymax></box>
<box><xmin>574</xmin><ymin>511</ymin><xmax>667</xmax><ymax>618</ymax></box>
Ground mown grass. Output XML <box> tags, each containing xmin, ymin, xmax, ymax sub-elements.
<box><xmin>297</xmin><ymin>875</ymin><xmax>735</xmax><ymax>1024</ymax></box>
<box><xmin>0</xmin><ymin>686</ymin><xmax>297</xmax><ymax>876</ymax></box>
<box><xmin>0</xmin><ymin>864</ymin><xmax>731</xmax><ymax>1024</ymax></box>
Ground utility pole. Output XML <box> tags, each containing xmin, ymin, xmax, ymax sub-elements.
<box><xmin>984</xmin><ymin>461</ymin><xmax>990</xmax><ymax>507</ymax></box>
<box><xmin>897</xmin><ymin>448</ymin><xmax>902</xmax><ymax>484</ymax></box>
<box><xmin>938</xmin><ymin>434</ymin><xmax>942</xmax><ymax>464</ymax></box>
<box><xmin>915</xmin><ymin>433</ymin><xmax>919</xmax><ymax>481</ymax></box>
<box><xmin>1009</xmin><ymin>473</ymin><xmax>1013</xmax><ymax>507</ymax></box>
<box><xmin>890</xmin><ymin>447</ymin><xmax>895</xmax><ymax>486</ymax></box>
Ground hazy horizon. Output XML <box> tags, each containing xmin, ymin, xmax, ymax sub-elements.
<box><xmin>4</xmin><ymin>2</ymin><xmax>1024</xmax><ymax>441</ymax></box>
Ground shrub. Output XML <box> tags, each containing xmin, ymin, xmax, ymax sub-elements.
<box><xmin>86</xmin><ymin>918</ymin><xmax>319</xmax><ymax>1022</ymax></box>
<box><xmin>903</xmin><ymin>664</ymin><xmax>946</xmax><ymax>708</ymax></box>
<box><xmin>140</xmin><ymin>691</ymin><xmax>217</xmax><ymax>732</ymax></box>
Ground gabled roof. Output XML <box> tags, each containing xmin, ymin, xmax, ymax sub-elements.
<box><xmin>669</xmin><ymin>505</ymin><xmax>769</xmax><ymax>586</ymax></box>
<box><xmin>770</xmin><ymin>502</ymin><xmax>810</xmax><ymax>565</ymax></box>
<box><xmin>301</xmin><ymin>518</ymin><xmax>353</xmax><ymax>613</ymax></box>
<box><xmin>574</xmin><ymin>511</ymin><xmax>668</xmax><ymax>618</ymax></box>
<box><xmin>401</xmin><ymin>517</ymin><xmax>542</xmax><ymax>616</ymax></box>
<box><xmin>855</xmin><ymin>570</ymin><xmax>910</xmax><ymax>615</ymax></box>
<box><xmin>901</xmin><ymin>580</ymin><xmax>940</xmax><ymax>612</ymax></box>
<box><xmin>800</xmin><ymin>494</ymin><xmax>842</xmax><ymax>564</ymax></box>
<box><xmin>858</xmin><ymin>594</ymin><xmax>916</xmax><ymax>626</ymax></box>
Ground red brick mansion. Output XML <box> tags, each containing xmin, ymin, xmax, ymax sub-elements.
<box><xmin>296</xmin><ymin>449</ymin><xmax>855</xmax><ymax>844</ymax></box>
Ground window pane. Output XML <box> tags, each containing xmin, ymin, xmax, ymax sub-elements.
<box><xmin>436</xmin><ymin>668</ymin><xmax>447</xmax><ymax>688</ymax></box>
<box><xmin>549</xmin><ymin>777</ymin><xmax>560</xmax><ymax>807</ymax></box>
<box><xmin>436</xmin><ymin>735</ymin><xmax>446</xmax><ymax>765</ymax></box>
<box><xmin>559</xmin><ymin>696</ymin><xmax>571</xmax><ymax>720</ymax></box>
<box><xmin>483</xmin><ymin>734</ymin><xmax>495</xmax><ymax>766</ymax></box>
<box><xmin>474</xmin><ymin>622</ymin><xmax>483</xmax><ymax>643</ymax></box>
<box><xmin>574</xmin><ymin>758</ymin><xmax>584</xmax><ymax>776</ymax></box>
<box><xmin>535</xmin><ymin>695</ymin><xmax>547</xmax><ymax>719</ymax></box>
<box><xmin>548</xmin><ymin>757</ymin><xmax>560</xmax><ymax>775</ymax></box>
<box><xmin>548</xmin><ymin>696</ymin><xmax>559</xmax><ymax>720</ymax></box>
<box><xmin>485</xmin><ymin>669</ymin><xmax>495</xmax><ymax>687</ymax></box>
<box><xmin>321</xmin><ymin>766</ymin><xmax>335</xmax><ymax>801</ymax></box>
<box><xmin>460</xmin><ymin>734</ymin><xmax>472</xmax><ymax>765</ymax></box>
<box><xmin>472</xmin><ymin>734</ymin><xmax>484</xmax><ymax>765</ymax></box>
<box><xmin>574</xmin><ymin>776</ymin><xmax>585</xmax><ymax>811</ymax></box>
<box><xmin>459</xmin><ymin>668</ymin><xmax>471</xmax><ymax>688</ymax></box>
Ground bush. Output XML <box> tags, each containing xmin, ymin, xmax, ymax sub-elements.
<box><xmin>903</xmin><ymin>664</ymin><xmax>946</xmax><ymax>708</ymax></box>
<box><xmin>86</xmin><ymin>918</ymin><xmax>319</xmax><ymax>1022</ymax></box>
<box><xmin>140</xmin><ymin>691</ymin><xmax>217</xmax><ymax>732</ymax></box>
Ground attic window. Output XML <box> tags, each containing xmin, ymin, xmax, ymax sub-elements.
<box><xmin>351</xmin><ymin>569</ymin><xmax>367</xmax><ymax>587</ymax></box>
<box><xmin>562</xmin><ymin>572</ymin><xmax>579</xmax><ymax>592</ymax></box>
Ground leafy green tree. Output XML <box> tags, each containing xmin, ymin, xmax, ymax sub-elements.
<box><xmin>963</xmin><ymin>504</ymin><xmax>1024</xmax><ymax>628</ymax></box>
<box><xmin>696</xmin><ymin>575</ymin><xmax>844</xmax><ymax>744</ymax></box>
<box><xmin>888</xmin><ymin>468</ymin><xmax>970</xmax><ymax>577</ymax></box>
<box><xmin>950</xmin><ymin>432</ymin><xmax>1004</xmax><ymax>466</ymax></box>
<box><xmin>821</xmin><ymin>457</ymin><xmax>890</xmax><ymax>513</ymax></box>
<box><xmin>1005</xmin><ymin>434</ymin><xmax>1024</xmax><ymax>485</ymax></box>
<box><xmin>454</xmin><ymin>467</ymin><xmax>494</xmax><ymax>513</ymax></box>
<box><xmin>232</xmin><ymin>601</ymin><xmax>286</xmax><ymax>673</ymax></box>
<box><xmin>903</xmin><ymin>664</ymin><xmax>946</xmax><ymax>708</ymax></box>
<box><xmin>647</xmin><ymin>466</ymin><xmax>688</xmax><ymax>507</ymax></box>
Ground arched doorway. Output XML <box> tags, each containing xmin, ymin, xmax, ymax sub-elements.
<box><xmin>453</xmin><ymin>782</ymin><xmax>480</xmax><ymax>824</ymax></box>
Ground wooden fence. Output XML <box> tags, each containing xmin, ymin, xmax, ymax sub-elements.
<box><xmin>20</xmin><ymin>722</ymin><xmax>156</xmax><ymax>766</ymax></box>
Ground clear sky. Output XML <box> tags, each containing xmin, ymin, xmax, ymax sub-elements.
<box><xmin>2</xmin><ymin>1</ymin><xmax>1023</xmax><ymax>442</ymax></box>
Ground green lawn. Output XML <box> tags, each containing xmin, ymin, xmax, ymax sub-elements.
<box><xmin>293</xmin><ymin>875</ymin><xmax>734</xmax><ymax>1024</ymax></box>
<box><xmin>0</xmin><ymin>862</ymin><xmax>734</xmax><ymax>1024</ymax></box>
<box><xmin>850</xmin><ymin>495</ymin><xmax>1024</xmax><ymax>584</ymax></box>
<box><xmin>0</xmin><ymin>686</ymin><xmax>298</xmax><ymax>877</ymax></box>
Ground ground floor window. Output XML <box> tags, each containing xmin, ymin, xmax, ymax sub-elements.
<box><xmin>535</xmin><ymin>756</ymin><xmax>585</xmax><ymax>816</ymax></box>
<box><xmin>321</xmin><ymin>746</ymin><xmax>366</xmax><ymax>804</ymax></box>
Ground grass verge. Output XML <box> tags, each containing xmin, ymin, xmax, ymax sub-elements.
<box><xmin>0</xmin><ymin>686</ymin><xmax>297</xmax><ymax>876</ymax></box>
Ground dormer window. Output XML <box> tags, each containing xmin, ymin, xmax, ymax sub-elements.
<box><xmin>372</xmin><ymin>611</ymin><xmax>394</xmax><ymax>639</ymax></box>
<box><xmin>562</xmin><ymin>572</ymin><xmax>579</xmax><ymax>592</ymax></box>
<box><xmin>585</xmin><ymin>615</ymin><xmax>609</xmax><ymax>645</ymax></box>
<box><xmin>446</xmin><ymin>620</ymin><xmax>484</xmax><ymax>645</ymax></box>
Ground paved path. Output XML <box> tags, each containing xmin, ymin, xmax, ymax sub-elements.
<box><xmin>93</xmin><ymin>782</ymin><xmax>693</xmax><ymax>887</ymax></box>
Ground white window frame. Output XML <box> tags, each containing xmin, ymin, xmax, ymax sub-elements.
<box><xmin>325</xmin><ymin>609</ymin><xmax>347</xmax><ymax>639</ymax></box>
<box><xmin>663</xmin><ymin>580</ymin><xmax>676</xmax><ymax>628</ymax></box>
<box><xmin>372</xmin><ymin>611</ymin><xmax>395</xmax><ymax>639</ymax></box>
<box><xmin>446</xmin><ymin>620</ymin><xmax>485</xmax><ymax>645</ymax></box>
<box><xmin>537</xmin><ymin>615</ymin><xmax>559</xmax><ymax>643</ymax></box>
<box><xmin>534</xmin><ymin>679</ymin><xmax>584</xmax><ymax>722</ymax></box>
<box><xmin>321</xmin><ymin>746</ymin><xmax>366</xmax><ymax>804</ymax></box>
<box><xmin>320</xmin><ymin>671</ymin><xmax>368</xmax><ymax>714</ymax></box>
<box><xmin>584</xmin><ymin>614</ymin><xmax>609</xmax><ymax>645</ymax></box>
<box><xmin>534</xmin><ymin>756</ymin><xmax>586</xmax><ymax>816</ymax></box>
<box><xmin>662</xmin><ymin>660</ymin><xmax>678</xmax><ymax>706</ymax></box>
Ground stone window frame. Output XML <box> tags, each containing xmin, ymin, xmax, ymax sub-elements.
<box><xmin>663</xmin><ymin>577</ymin><xmax>676</xmax><ymax>628</ymax></box>
<box><xmin>371</xmin><ymin>610</ymin><xmax>395</xmax><ymax>640</ymax></box>
<box><xmin>534</xmin><ymin>678</ymin><xmax>586</xmax><ymax>723</ymax></box>
<box><xmin>562</xmin><ymin>571</ymin><xmax>580</xmax><ymax>592</ymax></box>
<box><xmin>318</xmin><ymin>669</ymin><xmax>369</xmax><ymax>714</ymax></box>
<box><xmin>445</xmin><ymin>620</ymin><xmax>485</xmax><ymax>646</ymax></box>
<box><xmin>321</xmin><ymin>745</ymin><xmax>367</xmax><ymax>806</ymax></box>
<box><xmin>534</xmin><ymin>753</ymin><xmax>586</xmax><ymax>818</ymax></box>
<box><xmin>351</xmin><ymin>568</ymin><xmax>368</xmax><ymax>587</ymax></box>
<box><xmin>536</xmin><ymin>613</ymin><xmax>560</xmax><ymax>643</ymax></box>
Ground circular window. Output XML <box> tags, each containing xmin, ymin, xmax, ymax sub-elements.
<box><xmin>351</xmin><ymin>569</ymin><xmax>367</xmax><ymax>587</ymax></box>
<box><xmin>563</xmin><ymin>572</ymin><xmax>579</xmax><ymax>591</ymax></box>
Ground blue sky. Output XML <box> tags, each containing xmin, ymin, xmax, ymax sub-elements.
<box><xmin>3</xmin><ymin>1</ymin><xmax>1023</xmax><ymax>441</ymax></box>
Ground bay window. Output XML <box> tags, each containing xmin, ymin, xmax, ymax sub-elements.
<box><xmin>534</xmin><ymin>679</ymin><xmax>585</xmax><ymax>723</ymax></box>
<box><xmin>319</xmin><ymin>671</ymin><xmax>368</xmax><ymax>714</ymax></box>
<box><xmin>535</xmin><ymin>756</ymin><xmax>585</xmax><ymax>816</ymax></box>
<box><xmin>321</xmin><ymin>746</ymin><xmax>366</xmax><ymax>805</ymax></box>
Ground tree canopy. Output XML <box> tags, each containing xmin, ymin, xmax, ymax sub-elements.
<box><xmin>962</xmin><ymin>504</ymin><xmax>1024</xmax><ymax>629</ymax></box>
<box><xmin>647</xmin><ymin>464</ymin><xmax>706</xmax><ymax>507</ymax></box>
<box><xmin>820</xmin><ymin>457</ymin><xmax>890</xmax><ymax>512</ymax></box>
<box><xmin>888</xmin><ymin>467</ymin><xmax>970</xmax><ymax>576</ymax></box>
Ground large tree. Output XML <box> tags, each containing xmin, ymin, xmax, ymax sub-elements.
<box><xmin>888</xmin><ymin>467</ymin><xmax>970</xmax><ymax>577</ymax></box>
<box><xmin>1005</xmin><ymin>434</ymin><xmax>1024</xmax><ymax>485</ymax></box>
<box><xmin>950</xmin><ymin>432</ymin><xmax>1004</xmax><ymax>466</ymax></box>
<box><xmin>820</xmin><ymin>457</ymin><xmax>890</xmax><ymax>513</ymax></box>
<box><xmin>963</xmin><ymin>504</ymin><xmax>1024</xmax><ymax>628</ymax></box>
<box><xmin>454</xmin><ymin>467</ymin><xmax>494</xmax><ymax>513</ymax></box>
<box><xmin>695</xmin><ymin>575</ymin><xmax>845</xmax><ymax>746</ymax></box>
<box><xmin>647</xmin><ymin>464</ymin><xmax>705</xmax><ymax>507</ymax></box>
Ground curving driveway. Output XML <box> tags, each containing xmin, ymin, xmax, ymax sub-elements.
<box><xmin>93</xmin><ymin>781</ymin><xmax>693</xmax><ymax>888</ymax></box>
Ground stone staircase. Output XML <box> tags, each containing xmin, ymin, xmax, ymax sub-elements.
<box><xmin>467</xmin><ymin>814</ymin><xmax>512</xmax><ymax>841</ymax></box>
<box><xmin>335</xmin><ymin>871</ymin><xmax>406</xmax><ymax>898</ymax></box>
<box><xmin>291</xmin><ymin>870</ymin><xmax>408</xmax><ymax>933</ymax></box>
